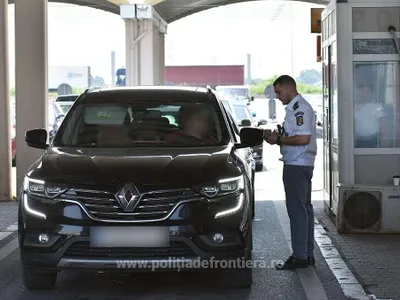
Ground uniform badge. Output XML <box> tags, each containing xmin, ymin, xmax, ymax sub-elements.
<box><xmin>296</xmin><ymin>115</ymin><xmax>303</xmax><ymax>126</ymax></box>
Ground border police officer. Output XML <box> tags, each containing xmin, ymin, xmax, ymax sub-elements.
<box><xmin>264</xmin><ymin>75</ymin><xmax>317</xmax><ymax>269</ymax></box>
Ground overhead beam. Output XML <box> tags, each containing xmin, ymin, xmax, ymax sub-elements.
<box><xmin>8</xmin><ymin>0</ymin><xmax>122</xmax><ymax>14</ymax></box>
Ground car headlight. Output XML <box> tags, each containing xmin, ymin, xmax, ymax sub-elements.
<box><xmin>201</xmin><ymin>175</ymin><xmax>244</xmax><ymax>198</ymax></box>
<box><xmin>23</xmin><ymin>176</ymin><xmax>67</xmax><ymax>199</ymax></box>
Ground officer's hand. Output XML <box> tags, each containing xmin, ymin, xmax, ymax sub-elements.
<box><xmin>263</xmin><ymin>129</ymin><xmax>272</xmax><ymax>140</ymax></box>
<box><xmin>266</xmin><ymin>131</ymin><xmax>279</xmax><ymax>145</ymax></box>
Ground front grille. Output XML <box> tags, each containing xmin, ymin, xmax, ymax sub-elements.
<box><xmin>63</xmin><ymin>241</ymin><xmax>196</xmax><ymax>259</ymax></box>
<box><xmin>62</xmin><ymin>187</ymin><xmax>202</xmax><ymax>221</ymax></box>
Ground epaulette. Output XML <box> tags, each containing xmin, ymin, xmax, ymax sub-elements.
<box><xmin>293</xmin><ymin>101</ymin><xmax>299</xmax><ymax>110</ymax></box>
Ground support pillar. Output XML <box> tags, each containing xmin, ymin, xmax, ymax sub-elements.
<box><xmin>121</xmin><ymin>4</ymin><xmax>167</xmax><ymax>86</ymax></box>
<box><xmin>0</xmin><ymin>0</ymin><xmax>12</xmax><ymax>201</ymax></box>
<box><xmin>15</xmin><ymin>0</ymin><xmax>48</xmax><ymax>196</ymax></box>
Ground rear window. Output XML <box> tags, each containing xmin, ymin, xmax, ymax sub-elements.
<box><xmin>56</xmin><ymin>95</ymin><xmax>79</xmax><ymax>102</ymax></box>
<box><xmin>53</xmin><ymin>92</ymin><xmax>230</xmax><ymax>148</ymax></box>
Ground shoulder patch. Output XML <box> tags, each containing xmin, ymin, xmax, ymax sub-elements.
<box><xmin>296</xmin><ymin>115</ymin><xmax>303</xmax><ymax>126</ymax></box>
<box><xmin>293</xmin><ymin>101</ymin><xmax>299</xmax><ymax>110</ymax></box>
<box><xmin>295</xmin><ymin>111</ymin><xmax>304</xmax><ymax>117</ymax></box>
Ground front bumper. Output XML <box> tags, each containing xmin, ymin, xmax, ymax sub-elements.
<box><xmin>19</xmin><ymin>191</ymin><xmax>251</xmax><ymax>272</ymax></box>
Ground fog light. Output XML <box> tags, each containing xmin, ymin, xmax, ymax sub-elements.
<box><xmin>38</xmin><ymin>234</ymin><xmax>49</xmax><ymax>244</ymax></box>
<box><xmin>212</xmin><ymin>233</ymin><xmax>224</xmax><ymax>243</ymax></box>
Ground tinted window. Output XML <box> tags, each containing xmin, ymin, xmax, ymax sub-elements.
<box><xmin>56</xmin><ymin>95</ymin><xmax>79</xmax><ymax>102</ymax></box>
<box><xmin>54</xmin><ymin>92</ymin><xmax>230</xmax><ymax>148</ymax></box>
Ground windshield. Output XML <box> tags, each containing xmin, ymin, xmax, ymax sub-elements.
<box><xmin>233</xmin><ymin>105</ymin><xmax>252</xmax><ymax>121</ymax></box>
<box><xmin>54</xmin><ymin>93</ymin><xmax>230</xmax><ymax>148</ymax></box>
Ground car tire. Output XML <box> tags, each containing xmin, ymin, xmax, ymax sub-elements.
<box><xmin>221</xmin><ymin>252</ymin><xmax>253</xmax><ymax>289</ymax></box>
<box><xmin>251</xmin><ymin>172</ymin><xmax>255</xmax><ymax>220</ymax></box>
<box><xmin>221</xmin><ymin>217</ymin><xmax>253</xmax><ymax>289</ymax></box>
<box><xmin>255</xmin><ymin>162</ymin><xmax>263</xmax><ymax>172</ymax></box>
<box><xmin>22</xmin><ymin>266</ymin><xmax>57</xmax><ymax>290</ymax></box>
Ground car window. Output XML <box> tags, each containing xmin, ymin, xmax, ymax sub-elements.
<box><xmin>56</xmin><ymin>95</ymin><xmax>79</xmax><ymax>102</ymax></box>
<box><xmin>233</xmin><ymin>105</ymin><xmax>251</xmax><ymax>121</ymax></box>
<box><xmin>222</xmin><ymin>100</ymin><xmax>232</xmax><ymax>113</ymax></box>
<box><xmin>54</xmin><ymin>93</ymin><xmax>230</xmax><ymax>148</ymax></box>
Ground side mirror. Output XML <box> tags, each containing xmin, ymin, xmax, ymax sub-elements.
<box><xmin>240</xmin><ymin>119</ymin><xmax>252</xmax><ymax>127</ymax></box>
<box><xmin>257</xmin><ymin>119</ymin><xmax>268</xmax><ymax>126</ymax></box>
<box><xmin>25</xmin><ymin>129</ymin><xmax>48</xmax><ymax>149</ymax></box>
<box><xmin>251</xmin><ymin>96</ymin><xmax>255</xmax><ymax>101</ymax></box>
<box><xmin>235</xmin><ymin>127</ymin><xmax>263</xmax><ymax>149</ymax></box>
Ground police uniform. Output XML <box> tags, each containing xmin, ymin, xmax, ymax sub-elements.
<box><xmin>354</xmin><ymin>102</ymin><xmax>385</xmax><ymax>148</ymax></box>
<box><xmin>280</xmin><ymin>94</ymin><xmax>317</xmax><ymax>261</ymax></box>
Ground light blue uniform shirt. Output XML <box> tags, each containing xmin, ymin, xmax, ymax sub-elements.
<box><xmin>280</xmin><ymin>95</ymin><xmax>317</xmax><ymax>166</ymax></box>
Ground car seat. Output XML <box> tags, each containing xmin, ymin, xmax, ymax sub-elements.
<box><xmin>131</xmin><ymin>115</ymin><xmax>169</xmax><ymax>141</ymax></box>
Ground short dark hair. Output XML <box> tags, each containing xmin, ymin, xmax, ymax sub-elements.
<box><xmin>273</xmin><ymin>75</ymin><xmax>296</xmax><ymax>87</ymax></box>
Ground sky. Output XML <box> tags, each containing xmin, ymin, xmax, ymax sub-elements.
<box><xmin>6</xmin><ymin>0</ymin><xmax>325</xmax><ymax>87</ymax></box>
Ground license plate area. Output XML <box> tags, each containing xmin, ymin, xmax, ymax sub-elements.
<box><xmin>90</xmin><ymin>226</ymin><xmax>170</xmax><ymax>248</ymax></box>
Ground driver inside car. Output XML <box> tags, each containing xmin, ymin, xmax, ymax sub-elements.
<box><xmin>166</xmin><ymin>104</ymin><xmax>215</xmax><ymax>144</ymax></box>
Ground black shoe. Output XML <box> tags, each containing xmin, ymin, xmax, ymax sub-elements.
<box><xmin>307</xmin><ymin>257</ymin><xmax>315</xmax><ymax>266</ymax></box>
<box><xmin>276</xmin><ymin>256</ymin><xmax>308</xmax><ymax>270</ymax></box>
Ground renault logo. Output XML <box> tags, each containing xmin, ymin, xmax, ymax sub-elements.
<box><xmin>116</xmin><ymin>183</ymin><xmax>141</xmax><ymax>211</ymax></box>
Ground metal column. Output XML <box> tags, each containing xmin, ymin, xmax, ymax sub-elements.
<box><xmin>15</xmin><ymin>0</ymin><xmax>48</xmax><ymax>195</ymax></box>
<box><xmin>0</xmin><ymin>0</ymin><xmax>12</xmax><ymax>201</ymax></box>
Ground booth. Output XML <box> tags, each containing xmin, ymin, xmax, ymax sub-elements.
<box><xmin>321</xmin><ymin>0</ymin><xmax>400</xmax><ymax>233</ymax></box>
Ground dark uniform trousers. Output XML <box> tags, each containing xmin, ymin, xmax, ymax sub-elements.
<box><xmin>283</xmin><ymin>165</ymin><xmax>314</xmax><ymax>260</ymax></box>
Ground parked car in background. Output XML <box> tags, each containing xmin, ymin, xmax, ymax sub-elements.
<box><xmin>303</xmin><ymin>94</ymin><xmax>323</xmax><ymax>126</ymax></box>
<box><xmin>215</xmin><ymin>85</ymin><xmax>254</xmax><ymax>104</ymax></box>
<box><xmin>55</xmin><ymin>94</ymin><xmax>79</xmax><ymax>103</ymax></box>
<box><xmin>219</xmin><ymin>93</ymin><xmax>266</xmax><ymax>171</ymax></box>
<box><xmin>55</xmin><ymin>94</ymin><xmax>80</xmax><ymax>114</ymax></box>
<box><xmin>57</xmin><ymin>101</ymin><xmax>75</xmax><ymax>114</ymax></box>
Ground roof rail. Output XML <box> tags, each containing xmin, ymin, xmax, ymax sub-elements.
<box><xmin>84</xmin><ymin>86</ymin><xmax>102</xmax><ymax>94</ymax></box>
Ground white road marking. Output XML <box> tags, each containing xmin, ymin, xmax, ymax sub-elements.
<box><xmin>273</xmin><ymin>200</ymin><xmax>329</xmax><ymax>300</ymax></box>
<box><xmin>0</xmin><ymin>222</ymin><xmax>19</xmax><ymax>262</ymax></box>
<box><xmin>0</xmin><ymin>238</ymin><xmax>18</xmax><ymax>262</ymax></box>
<box><xmin>313</xmin><ymin>218</ymin><xmax>392</xmax><ymax>300</ymax></box>
<box><xmin>0</xmin><ymin>222</ymin><xmax>18</xmax><ymax>243</ymax></box>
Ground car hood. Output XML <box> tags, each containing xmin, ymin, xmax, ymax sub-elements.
<box><xmin>29</xmin><ymin>145</ymin><xmax>242</xmax><ymax>187</ymax></box>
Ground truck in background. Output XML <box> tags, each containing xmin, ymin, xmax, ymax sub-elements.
<box><xmin>215</xmin><ymin>85</ymin><xmax>253</xmax><ymax>104</ymax></box>
<box><xmin>49</xmin><ymin>66</ymin><xmax>91</xmax><ymax>95</ymax></box>
<box><xmin>115</xmin><ymin>65</ymin><xmax>245</xmax><ymax>88</ymax></box>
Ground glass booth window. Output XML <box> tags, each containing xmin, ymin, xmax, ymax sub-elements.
<box><xmin>352</xmin><ymin>7</ymin><xmax>400</xmax><ymax>32</ymax></box>
<box><xmin>353</xmin><ymin>61</ymin><xmax>400</xmax><ymax>148</ymax></box>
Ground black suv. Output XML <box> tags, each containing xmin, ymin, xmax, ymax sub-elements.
<box><xmin>18</xmin><ymin>86</ymin><xmax>263</xmax><ymax>290</ymax></box>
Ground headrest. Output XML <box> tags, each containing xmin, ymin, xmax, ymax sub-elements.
<box><xmin>179</xmin><ymin>104</ymin><xmax>207</xmax><ymax>123</ymax></box>
<box><xmin>132</xmin><ymin>116</ymin><xmax>169</xmax><ymax>129</ymax></box>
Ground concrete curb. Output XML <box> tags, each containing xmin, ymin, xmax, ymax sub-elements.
<box><xmin>314</xmin><ymin>218</ymin><xmax>392</xmax><ymax>300</ymax></box>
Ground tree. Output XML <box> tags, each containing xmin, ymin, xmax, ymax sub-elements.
<box><xmin>296</xmin><ymin>69</ymin><xmax>322</xmax><ymax>85</ymax></box>
<box><xmin>90</xmin><ymin>76</ymin><xmax>106</xmax><ymax>87</ymax></box>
